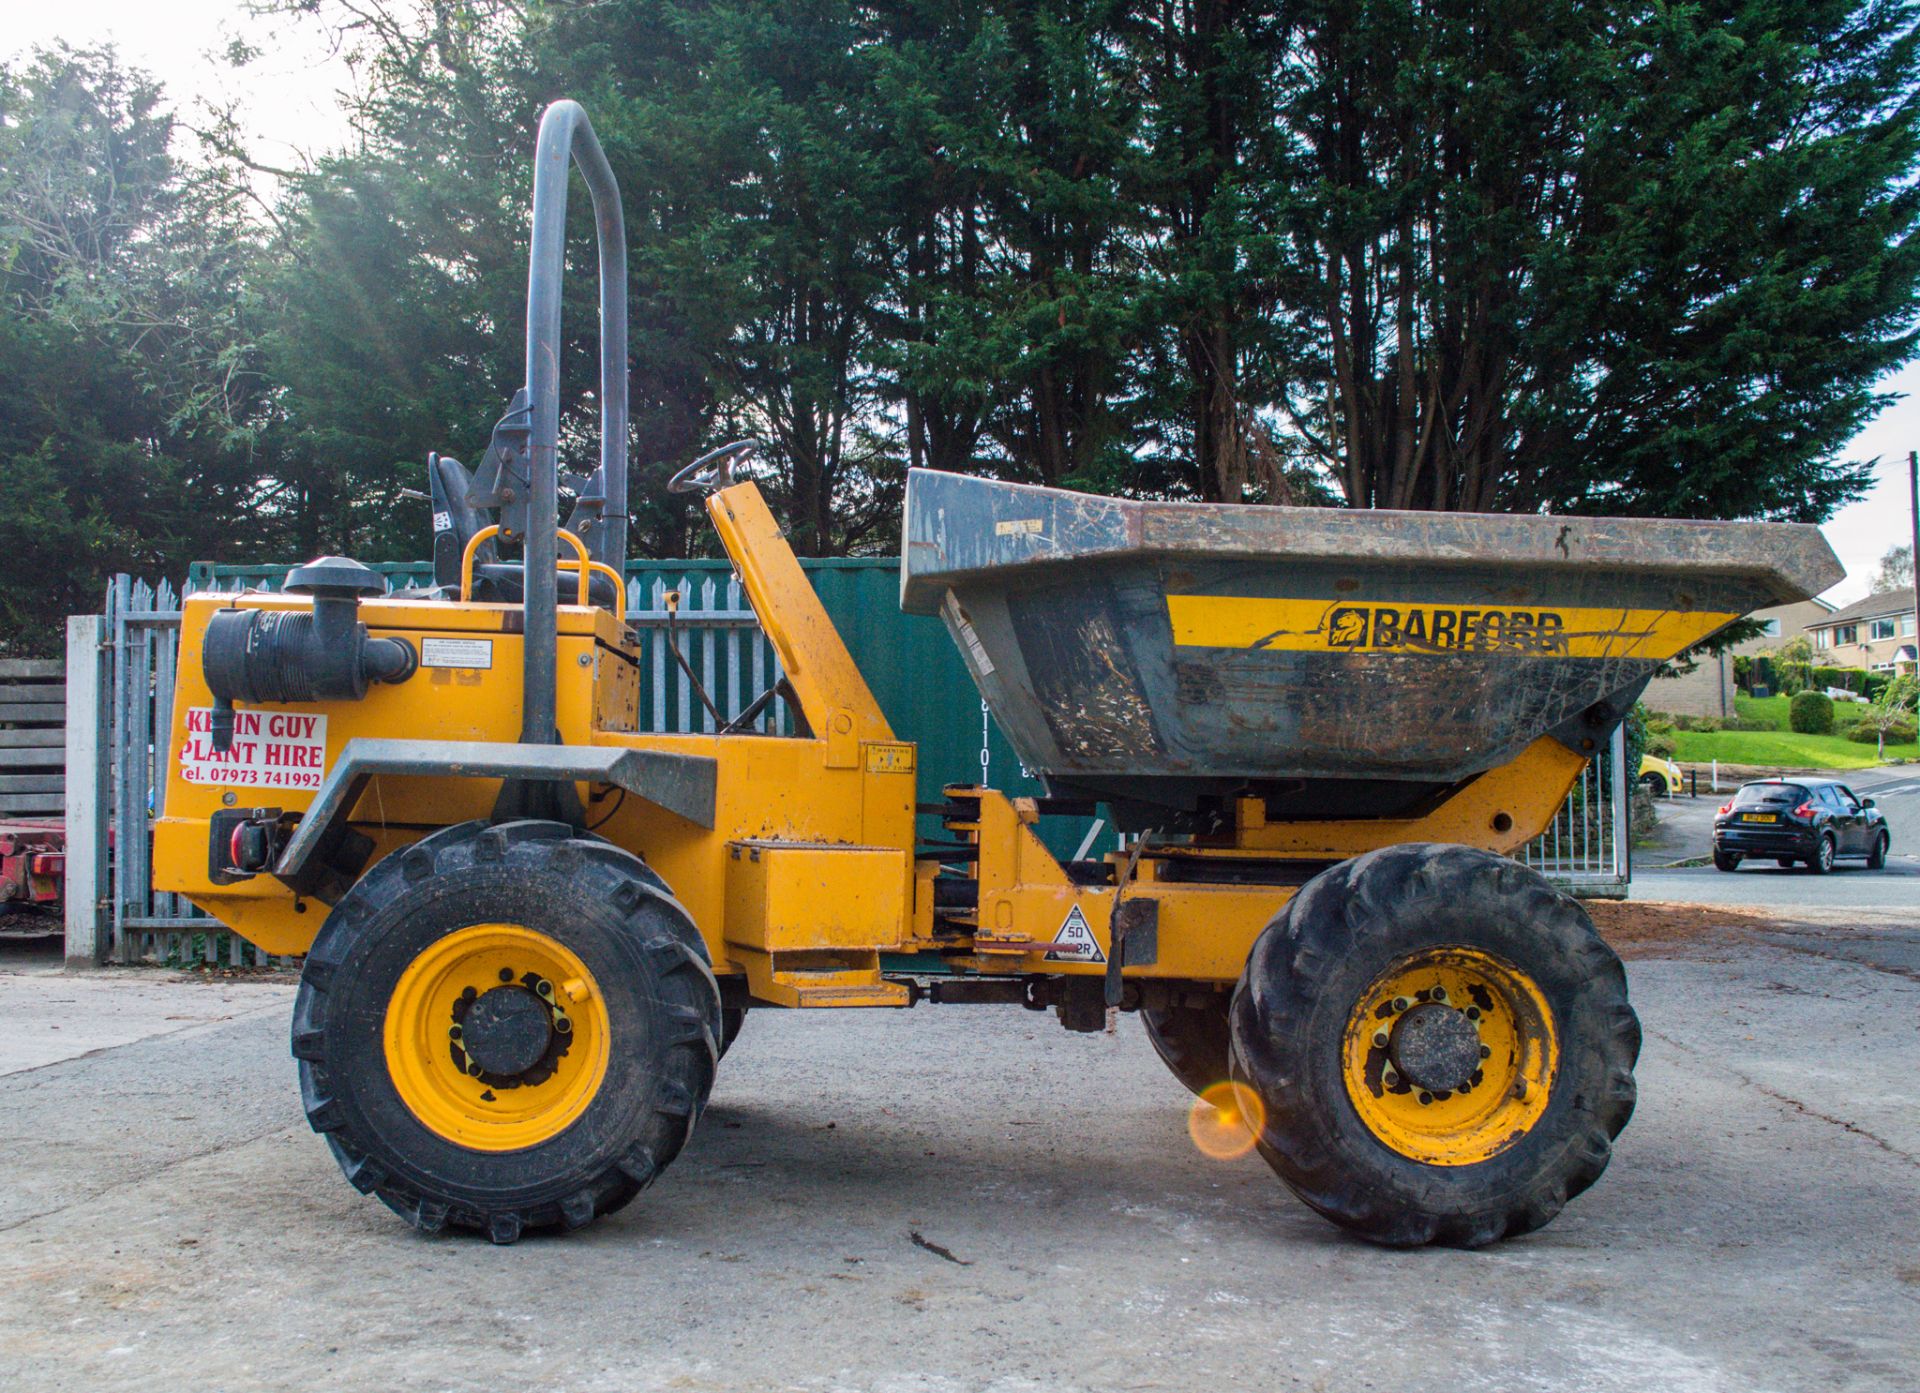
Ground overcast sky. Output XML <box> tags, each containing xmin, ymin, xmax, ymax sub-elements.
<box><xmin>7</xmin><ymin>0</ymin><xmax>1917</xmax><ymax>603</ymax></box>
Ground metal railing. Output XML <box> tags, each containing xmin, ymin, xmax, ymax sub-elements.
<box><xmin>1518</xmin><ymin>723</ymin><xmax>1630</xmax><ymax>895</ymax></box>
<box><xmin>66</xmin><ymin>572</ymin><xmax>1630</xmax><ymax>965</ymax></box>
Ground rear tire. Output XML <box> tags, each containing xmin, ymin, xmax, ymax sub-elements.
<box><xmin>1867</xmin><ymin>831</ymin><xmax>1889</xmax><ymax>870</ymax></box>
<box><xmin>1806</xmin><ymin>834</ymin><xmax>1835</xmax><ymax>875</ymax></box>
<box><xmin>1142</xmin><ymin>998</ymin><xmax>1233</xmax><ymax>1098</ymax></box>
<box><xmin>1640</xmin><ymin>773</ymin><xmax>1668</xmax><ymax>798</ymax></box>
<box><xmin>291</xmin><ymin>820</ymin><xmax>721</xmax><ymax>1243</ymax></box>
<box><xmin>1713</xmin><ymin>849</ymin><xmax>1742</xmax><ymax>872</ymax></box>
<box><xmin>1229</xmin><ymin>843</ymin><xmax>1638</xmax><ymax>1248</ymax></box>
<box><xmin>719</xmin><ymin>1006</ymin><xmax>748</xmax><ymax>1059</ymax></box>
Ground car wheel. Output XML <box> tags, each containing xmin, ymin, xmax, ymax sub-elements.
<box><xmin>1867</xmin><ymin>831</ymin><xmax>1889</xmax><ymax>871</ymax></box>
<box><xmin>1805</xmin><ymin>834</ymin><xmax>1835</xmax><ymax>875</ymax></box>
<box><xmin>1640</xmin><ymin>773</ymin><xmax>1668</xmax><ymax>798</ymax></box>
<box><xmin>1712</xmin><ymin>849</ymin><xmax>1741</xmax><ymax>872</ymax></box>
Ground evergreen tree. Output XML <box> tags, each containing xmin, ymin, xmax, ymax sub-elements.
<box><xmin>0</xmin><ymin>46</ymin><xmax>269</xmax><ymax>650</ymax></box>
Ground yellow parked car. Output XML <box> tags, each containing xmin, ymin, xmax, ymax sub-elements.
<box><xmin>1639</xmin><ymin>753</ymin><xmax>1684</xmax><ymax>797</ymax></box>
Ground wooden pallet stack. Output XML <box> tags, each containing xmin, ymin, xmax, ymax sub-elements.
<box><xmin>0</xmin><ymin>658</ymin><xmax>65</xmax><ymax>819</ymax></box>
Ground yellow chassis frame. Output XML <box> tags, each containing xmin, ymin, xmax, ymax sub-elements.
<box><xmin>153</xmin><ymin>482</ymin><xmax>1592</xmax><ymax>1007</ymax></box>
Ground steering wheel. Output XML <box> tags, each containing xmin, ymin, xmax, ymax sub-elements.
<box><xmin>668</xmin><ymin>440</ymin><xmax>759</xmax><ymax>495</ymax></box>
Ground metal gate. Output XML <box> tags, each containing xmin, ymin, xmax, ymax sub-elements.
<box><xmin>82</xmin><ymin>568</ymin><xmax>805</xmax><ymax>964</ymax></box>
<box><xmin>68</xmin><ymin>568</ymin><xmax>1630</xmax><ymax>965</ymax></box>
<box><xmin>1518</xmin><ymin>725</ymin><xmax>1630</xmax><ymax>894</ymax></box>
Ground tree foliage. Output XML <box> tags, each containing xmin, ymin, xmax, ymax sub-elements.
<box><xmin>5</xmin><ymin>1</ymin><xmax>1920</xmax><ymax>651</ymax></box>
<box><xmin>1871</xmin><ymin>542</ymin><xmax>1914</xmax><ymax>592</ymax></box>
<box><xmin>0</xmin><ymin>46</ymin><xmax>276</xmax><ymax>651</ymax></box>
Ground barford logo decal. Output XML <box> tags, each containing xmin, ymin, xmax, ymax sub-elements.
<box><xmin>1162</xmin><ymin>595</ymin><xmax>1739</xmax><ymax>661</ymax></box>
<box><xmin>1322</xmin><ymin>605</ymin><xmax>1567</xmax><ymax>655</ymax></box>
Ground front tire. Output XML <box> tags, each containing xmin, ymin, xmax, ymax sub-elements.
<box><xmin>1867</xmin><ymin>832</ymin><xmax>1889</xmax><ymax>870</ymax></box>
<box><xmin>1228</xmin><ymin>844</ymin><xmax>1638</xmax><ymax>1248</ymax></box>
<box><xmin>291</xmin><ymin>820</ymin><xmax>721</xmax><ymax>1243</ymax></box>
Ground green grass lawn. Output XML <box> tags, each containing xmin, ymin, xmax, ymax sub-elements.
<box><xmin>1733</xmin><ymin>692</ymin><xmax>1867</xmax><ymax>730</ymax></box>
<box><xmin>1670</xmin><ymin>728</ymin><xmax>1917</xmax><ymax>769</ymax></box>
<box><xmin>1667</xmin><ymin>692</ymin><xmax>1916</xmax><ymax>769</ymax></box>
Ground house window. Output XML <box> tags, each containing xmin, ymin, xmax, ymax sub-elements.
<box><xmin>1835</xmin><ymin>624</ymin><xmax>1858</xmax><ymax>645</ymax></box>
<box><xmin>1905</xmin><ymin>614</ymin><xmax>1917</xmax><ymax>637</ymax></box>
<box><xmin>1815</xmin><ymin>629</ymin><xmax>1833</xmax><ymax>649</ymax></box>
<box><xmin>1871</xmin><ymin>618</ymin><xmax>1897</xmax><ymax>641</ymax></box>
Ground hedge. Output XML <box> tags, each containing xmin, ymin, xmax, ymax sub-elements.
<box><xmin>1848</xmin><ymin>718</ymin><xmax>1918</xmax><ymax>744</ymax></box>
<box><xmin>1789</xmin><ymin>690</ymin><xmax>1835</xmax><ymax>734</ymax></box>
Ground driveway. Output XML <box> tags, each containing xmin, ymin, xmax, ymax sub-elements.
<box><xmin>3</xmin><ymin>917</ymin><xmax>1918</xmax><ymax>1393</ymax></box>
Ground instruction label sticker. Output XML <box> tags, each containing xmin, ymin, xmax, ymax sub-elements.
<box><xmin>179</xmin><ymin>709</ymin><xmax>327</xmax><ymax>790</ymax></box>
<box><xmin>995</xmin><ymin>517</ymin><xmax>1044</xmax><ymax>537</ymax></box>
<box><xmin>422</xmin><ymin>637</ymin><xmax>494</xmax><ymax>670</ymax></box>
<box><xmin>1044</xmin><ymin>904</ymin><xmax>1105</xmax><ymax>963</ymax></box>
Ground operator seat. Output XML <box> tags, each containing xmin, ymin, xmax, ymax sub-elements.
<box><xmin>426</xmin><ymin>452</ymin><xmax>620</xmax><ymax>610</ymax></box>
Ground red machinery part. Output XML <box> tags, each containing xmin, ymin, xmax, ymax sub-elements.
<box><xmin>0</xmin><ymin>821</ymin><xmax>66</xmax><ymax>906</ymax></box>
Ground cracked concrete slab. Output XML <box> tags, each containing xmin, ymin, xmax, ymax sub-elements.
<box><xmin>0</xmin><ymin>922</ymin><xmax>1916</xmax><ymax>1392</ymax></box>
<box><xmin>0</xmin><ymin>950</ymin><xmax>293</xmax><ymax>1078</ymax></box>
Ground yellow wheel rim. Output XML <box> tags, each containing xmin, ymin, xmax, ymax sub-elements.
<box><xmin>383</xmin><ymin>924</ymin><xmax>610</xmax><ymax>1152</ymax></box>
<box><xmin>1341</xmin><ymin>947</ymin><xmax>1557</xmax><ymax>1167</ymax></box>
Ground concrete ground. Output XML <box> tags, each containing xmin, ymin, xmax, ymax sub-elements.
<box><xmin>3</xmin><ymin>911</ymin><xmax>1919</xmax><ymax>1393</ymax></box>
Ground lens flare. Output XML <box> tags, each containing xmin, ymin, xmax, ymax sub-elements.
<box><xmin>1187</xmin><ymin>1080</ymin><xmax>1265</xmax><ymax>1160</ymax></box>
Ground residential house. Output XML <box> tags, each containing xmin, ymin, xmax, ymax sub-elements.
<box><xmin>1807</xmin><ymin>591</ymin><xmax>1918</xmax><ymax>675</ymax></box>
<box><xmin>1644</xmin><ymin>597</ymin><xmax>1838</xmax><ymax>718</ymax></box>
<box><xmin>1733</xmin><ymin>597</ymin><xmax>1837</xmax><ymax>656</ymax></box>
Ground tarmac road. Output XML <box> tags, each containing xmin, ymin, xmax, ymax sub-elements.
<box><xmin>1634</xmin><ymin>861</ymin><xmax>1920</xmax><ymax>908</ymax></box>
<box><xmin>3</xmin><ymin>917</ymin><xmax>1918</xmax><ymax>1393</ymax></box>
<box><xmin>1635</xmin><ymin>763</ymin><xmax>1920</xmax><ymax>907</ymax></box>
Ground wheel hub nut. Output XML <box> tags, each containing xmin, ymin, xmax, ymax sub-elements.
<box><xmin>461</xmin><ymin>985</ymin><xmax>553</xmax><ymax>1077</ymax></box>
<box><xmin>1388</xmin><ymin>1001</ymin><xmax>1481</xmax><ymax>1094</ymax></box>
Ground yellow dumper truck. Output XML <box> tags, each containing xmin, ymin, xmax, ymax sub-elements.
<box><xmin>153</xmin><ymin>101</ymin><xmax>1840</xmax><ymax>1247</ymax></box>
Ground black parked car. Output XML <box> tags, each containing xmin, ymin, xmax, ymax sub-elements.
<box><xmin>1712</xmin><ymin>778</ymin><xmax>1891</xmax><ymax>874</ymax></box>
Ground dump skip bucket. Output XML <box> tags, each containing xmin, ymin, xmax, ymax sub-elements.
<box><xmin>901</xmin><ymin>469</ymin><xmax>1840</xmax><ymax>822</ymax></box>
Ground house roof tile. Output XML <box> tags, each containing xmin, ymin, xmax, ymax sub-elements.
<box><xmin>1809</xmin><ymin>589</ymin><xmax>1917</xmax><ymax>628</ymax></box>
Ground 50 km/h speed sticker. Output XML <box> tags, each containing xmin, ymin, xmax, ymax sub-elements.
<box><xmin>1045</xmin><ymin>905</ymin><xmax>1106</xmax><ymax>963</ymax></box>
<box><xmin>179</xmin><ymin>708</ymin><xmax>328</xmax><ymax>790</ymax></box>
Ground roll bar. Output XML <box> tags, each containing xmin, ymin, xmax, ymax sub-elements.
<box><xmin>492</xmin><ymin>99</ymin><xmax>629</xmax><ymax>747</ymax></box>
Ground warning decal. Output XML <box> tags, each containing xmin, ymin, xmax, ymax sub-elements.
<box><xmin>1045</xmin><ymin>905</ymin><xmax>1106</xmax><ymax>963</ymax></box>
<box><xmin>179</xmin><ymin>708</ymin><xmax>328</xmax><ymax>790</ymax></box>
